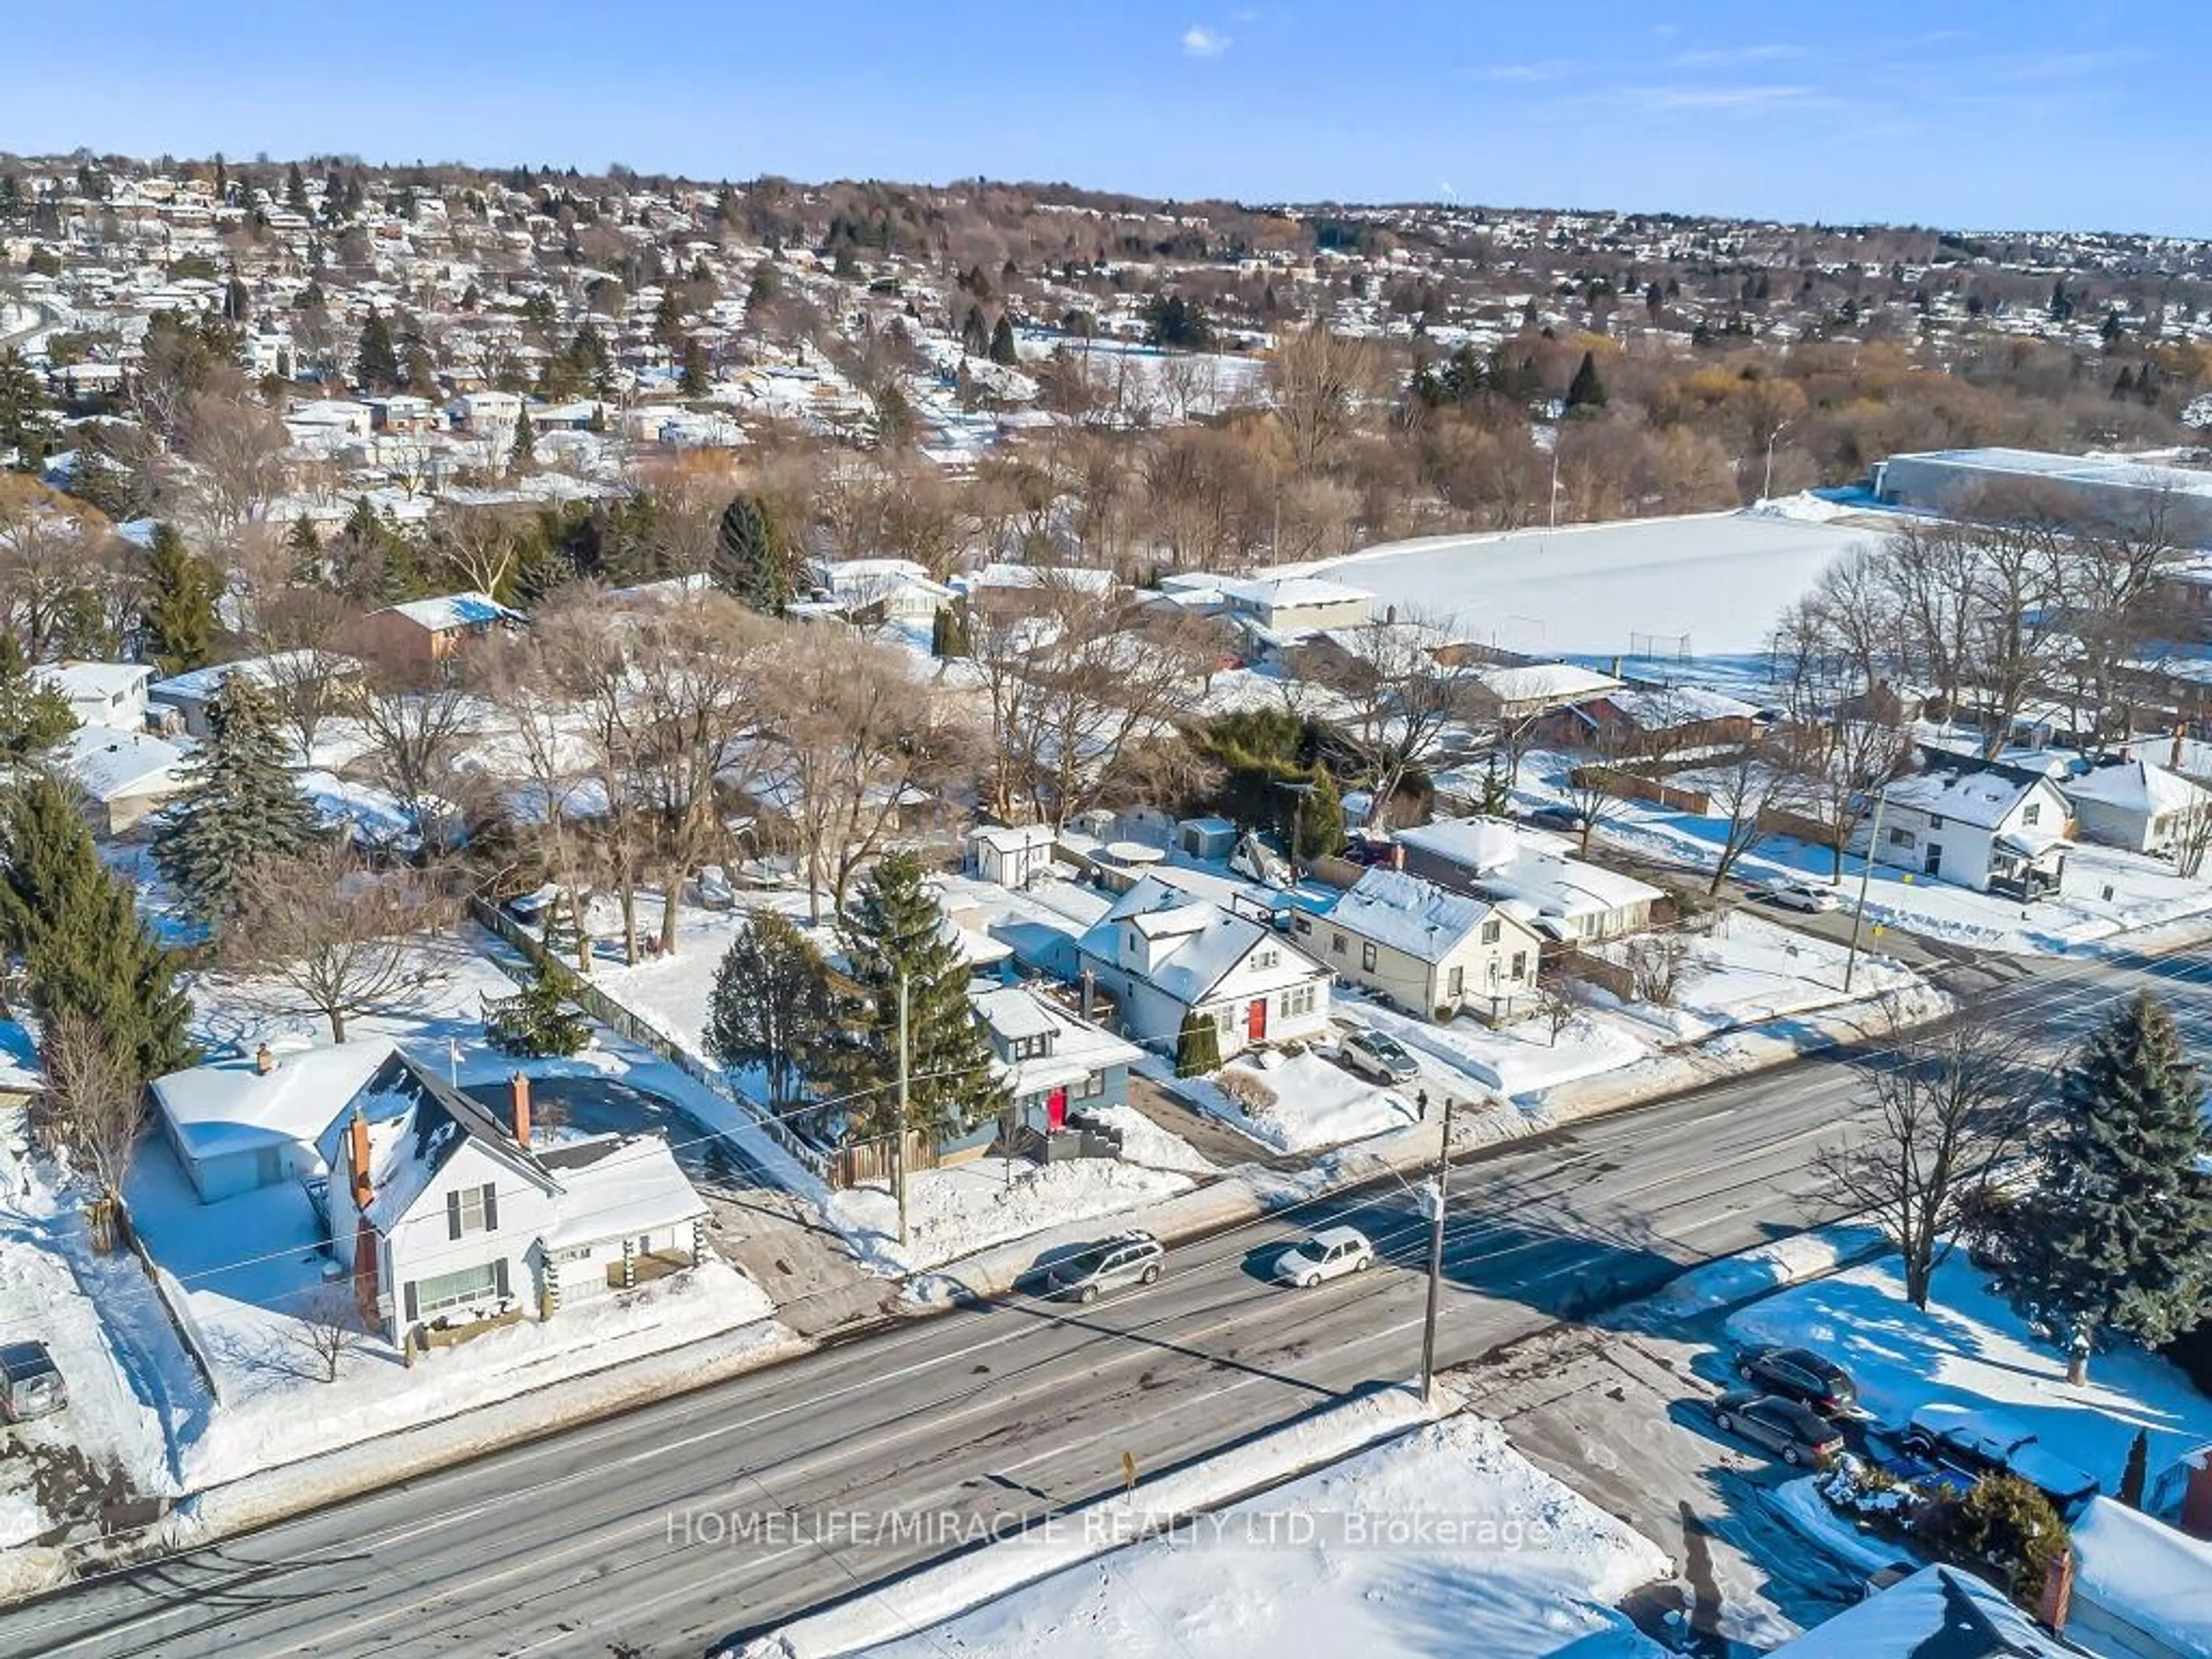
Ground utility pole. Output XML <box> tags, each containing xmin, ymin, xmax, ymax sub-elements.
<box><xmin>1762</xmin><ymin>417</ymin><xmax>1795</xmax><ymax>503</ymax></box>
<box><xmin>1547</xmin><ymin>440</ymin><xmax>1562</xmax><ymax>532</ymax></box>
<box><xmin>1418</xmin><ymin>1092</ymin><xmax>1459</xmax><ymax>1406</ymax></box>
<box><xmin>895</xmin><ymin>972</ymin><xmax>911</xmax><ymax>1246</ymax></box>
<box><xmin>1843</xmin><ymin>785</ymin><xmax>1888</xmax><ymax>995</ymax></box>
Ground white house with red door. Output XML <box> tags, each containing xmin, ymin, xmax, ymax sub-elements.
<box><xmin>1074</xmin><ymin>875</ymin><xmax>1331</xmax><ymax>1061</ymax></box>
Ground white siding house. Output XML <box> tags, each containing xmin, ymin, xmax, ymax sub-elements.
<box><xmin>2061</xmin><ymin>759</ymin><xmax>2211</xmax><ymax>857</ymax></box>
<box><xmin>1300</xmin><ymin>868</ymin><xmax>1543</xmax><ymax>1021</ymax></box>
<box><xmin>1074</xmin><ymin>876</ymin><xmax>1330</xmax><ymax>1059</ymax></box>
<box><xmin>1393</xmin><ymin>817</ymin><xmax>1663</xmax><ymax>942</ymax></box>
<box><xmin>1863</xmin><ymin>768</ymin><xmax>2071</xmax><ymax>897</ymax></box>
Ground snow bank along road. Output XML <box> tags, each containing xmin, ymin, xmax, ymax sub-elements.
<box><xmin>4</xmin><ymin>946</ymin><xmax>2209</xmax><ymax>1659</ymax></box>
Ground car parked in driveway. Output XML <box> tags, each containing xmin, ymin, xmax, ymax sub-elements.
<box><xmin>1273</xmin><ymin>1226</ymin><xmax>1376</xmax><ymax>1287</ymax></box>
<box><xmin>1901</xmin><ymin>1404</ymin><xmax>2100</xmax><ymax>1516</ymax></box>
<box><xmin>1043</xmin><ymin>1231</ymin><xmax>1165</xmax><ymax>1304</ymax></box>
<box><xmin>1735</xmin><ymin>1345</ymin><xmax>1858</xmax><ymax>1416</ymax></box>
<box><xmin>1709</xmin><ymin>1391</ymin><xmax>1846</xmax><ymax>1467</ymax></box>
<box><xmin>1340</xmin><ymin>1028</ymin><xmax>1419</xmax><ymax>1085</ymax></box>
<box><xmin>1757</xmin><ymin>877</ymin><xmax>1842</xmax><ymax>914</ymax></box>
<box><xmin>0</xmin><ymin>1341</ymin><xmax>66</xmax><ymax>1423</ymax></box>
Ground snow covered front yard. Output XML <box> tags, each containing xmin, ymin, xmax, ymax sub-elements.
<box><xmin>828</xmin><ymin>1154</ymin><xmax>1198</xmax><ymax>1276</ymax></box>
<box><xmin>1725</xmin><ymin>1252</ymin><xmax>2212</xmax><ymax>1489</ymax></box>
<box><xmin>1176</xmin><ymin>1048</ymin><xmax>1425</xmax><ymax>1154</ymax></box>
<box><xmin>825</xmin><ymin>1413</ymin><xmax>1668</xmax><ymax>1659</ymax></box>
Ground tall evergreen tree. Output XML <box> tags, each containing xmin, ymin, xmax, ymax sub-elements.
<box><xmin>1565</xmin><ymin>350</ymin><xmax>1608</xmax><ymax>413</ymax></box>
<box><xmin>0</xmin><ymin>775</ymin><xmax>193</xmax><ymax>1083</ymax></box>
<box><xmin>828</xmin><ymin>851</ymin><xmax>1005</xmax><ymax>1142</ymax></box>
<box><xmin>707</xmin><ymin>911</ymin><xmax>833</xmax><ymax>1111</ymax></box>
<box><xmin>1999</xmin><ymin>992</ymin><xmax>2212</xmax><ymax>1379</ymax></box>
<box><xmin>355</xmin><ymin>307</ymin><xmax>400</xmax><ymax>392</ymax></box>
<box><xmin>712</xmin><ymin>493</ymin><xmax>789</xmax><ymax>615</ymax></box>
<box><xmin>678</xmin><ymin>336</ymin><xmax>710</xmax><ymax>396</ymax></box>
<box><xmin>509</xmin><ymin>407</ymin><xmax>536</xmax><ymax>472</ymax></box>
<box><xmin>988</xmin><ymin>313</ymin><xmax>1018</xmax><ymax>365</ymax></box>
<box><xmin>153</xmin><ymin>675</ymin><xmax>319</xmax><ymax>927</ymax></box>
<box><xmin>0</xmin><ymin>346</ymin><xmax>54</xmax><ymax>466</ymax></box>
<box><xmin>139</xmin><ymin>522</ymin><xmax>220</xmax><ymax>676</ymax></box>
<box><xmin>0</xmin><ymin>634</ymin><xmax>77</xmax><ymax>756</ymax></box>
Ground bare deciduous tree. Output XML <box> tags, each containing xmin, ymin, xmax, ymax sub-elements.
<box><xmin>1295</xmin><ymin>609</ymin><xmax>1461</xmax><ymax>830</ymax></box>
<box><xmin>35</xmin><ymin>1010</ymin><xmax>143</xmax><ymax>1251</ymax></box>
<box><xmin>345</xmin><ymin>657</ymin><xmax>486</xmax><ymax>844</ymax></box>
<box><xmin>230</xmin><ymin>843</ymin><xmax>453</xmax><ymax>1042</ymax></box>
<box><xmin>286</xmin><ymin>1283</ymin><xmax>366</xmax><ymax>1382</ymax></box>
<box><xmin>1812</xmin><ymin>1007</ymin><xmax>2039</xmax><ymax>1309</ymax></box>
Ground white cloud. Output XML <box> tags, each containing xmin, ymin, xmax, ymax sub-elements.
<box><xmin>1665</xmin><ymin>42</ymin><xmax>1806</xmax><ymax>69</ymax></box>
<box><xmin>1181</xmin><ymin>24</ymin><xmax>1232</xmax><ymax>58</ymax></box>
<box><xmin>1482</xmin><ymin>58</ymin><xmax>1584</xmax><ymax>84</ymax></box>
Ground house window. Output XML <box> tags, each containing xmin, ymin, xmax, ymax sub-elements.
<box><xmin>1078</xmin><ymin>1070</ymin><xmax>1106</xmax><ymax>1100</ymax></box>
<box><xmin>1888</xmin><ymin>827</ymin><xmax>1916</xmax><ymax>850</ymax></box>
<box><xmin>1446</xmin><ymin>965</ymin><xmax>1464</xmax><ymax>998</ymax></box>
<box><xmin>1213</xmin><ymin>1006</ymin><xmax>1236</xmax><ymax>1037</ymax></box>
<box><xmin>2022</xmin><ymin>802</ymin><xmax>2041</xmax><ymax>827</ymax></box>
<box><xmin>1252</xmin><ymin>948</ymin><xmax>1279</xmax><ymax>971</ymax></box>
<box><xmin>412</xmin><ymin>1262</ymin><xmax>502</xmax><ymax>1316</ymax></box>
<box><xmin>1332</xmin><ymin>933</ymin><xmax>1346</xmax><ymax>955</ymax></box>
<box><xmin>1929</xmin><ymin>814</ymin><xmax>1944</xmax><ymax>830</ymax></box>
<box><xmin>1294</xmin><ymin>915</ymin><xmax>1313</xmax><ymax>935</ymax></box>
<box><xmin>1510</xmin><ymin>950</ymin><xmax>1528</xmax><ymax>981</ymax></box>
<box><xmin>1480</xmin><ymin>919</ymin><xmax>1501</xmax><ymax>945</ymax></box>
<box><xmin>448</xmin><ymin>1182</ymin><xmax>498</xmax><ymax>1240</ymax></box>
<box><xmin>1361</xmin><ymin>941</ymin><xmax>1377</xmax><ymax>971</ymax></box>
<box><xmin>1282</xmin><ymin>984</ymin><xmax>1316</xmax><ymax>1018</ymax></box>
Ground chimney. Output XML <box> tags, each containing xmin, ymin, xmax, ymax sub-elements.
<box><xmin>509</xmin><ymin>1072</ymin><xmax>532</xmax><ymax>1147</ymax></box>
<box><xmin>1078</xmin><ymin>965</ymin><xmax>1095</xmax><ymax>1023</ymax></box>
<box><xmin>255</xmin><ymin>1042</ymin><xmax>276</xmax><ymax>1075</ymax></box>
<box><xmin>347</xmin><ymin>1109</ymin><xmax>373</xmax><ymax>1207</ymax></box>
<box><xmin>2183</xmin><ymin>1450</ymin><xmax>2212</xmax><ymax>1541</ymax></box>
<box><xmin>2036</xmin><ymin>1548</ymin><xmax>2074</xmax><ymax>1635</ymax></box>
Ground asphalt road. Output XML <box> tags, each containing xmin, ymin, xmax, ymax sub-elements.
<box><xmin>5</xmin><ymin>944</ymin><xmax>2208</xmax><ymax>1659</ymax></box>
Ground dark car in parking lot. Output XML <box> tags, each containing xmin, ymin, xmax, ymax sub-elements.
<box><xmin>1525</xmin><ymin>805</ymin><xmax>1588</xmax><ymax>834</ymax></box>
<box><xmin>1734</xmin><ymin>1345</ymin><xmax>1857</xmax><ymax>1416</ymax></box>
<box><xmin>1709</xmin><ymin>1391</ymin><xmax>1846</xmax><ymax>1467</ymax></box>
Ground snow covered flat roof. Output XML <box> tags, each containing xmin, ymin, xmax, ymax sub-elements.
<box><xmin>55</xmin><ymin>725</ymin><xmax>190</xmax><ymax>801</ymax></box>
<box><xmin>541</xmin><ymin>1136</ymin><xmax>706</xmax><ymax>1251</ymax></box>
<box><xmin>1215</xmin><ymin>574</ymin><xmax>1375</xmax><ymax>610</ymax></box>
<box><xmin>1476</xmin><ymin>662</ymin><xmax>1625</xmax><ymax>704</ymax></box>
<box><xmin>383</xmin><ymin>591</ymin><xmax>520</xmax><ymax>632</ymax></box>
<box><xmin>152</xmin><ymin>1043</ymin><xmax>400</xmax><ymax>1161</ymax></box>
<box><xmin>1889</xmin><ymin>445</ymin><xmax>2212</xmax><ymax>499</ymax></box>
<box><xmin>32</xmin><ymin>660</ymin><xmax>149</xmax><ymax>702</ymax></box>
<box><xmin>148</xmin><ymin>648</ymin><xmax>357</xmax><ymax>704</ymax></box>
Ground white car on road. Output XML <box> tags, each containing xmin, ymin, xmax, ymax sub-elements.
<box><xmin>1273</xmin><ymin>1226</ymin><xmax>1377</xmax><ymax>1287</ymax></box>
<box><xmin>1758</xmin><ymin>877</ymin><xmax>1842</xmax><ymax>914</ymax></box>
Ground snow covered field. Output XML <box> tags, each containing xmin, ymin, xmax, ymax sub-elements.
<box><xmin>1726</xmin><ymin>1253</ymin><xmax>2212</xmax><ymax>1487</ymax></box>
<box><xmin>823</xmin><ymin>1414</ymin><xmax>1668</xmax><ymax>1659</ymax></box>
<box><xmin>1302</xmin><ymin>509</ymin><xmax>1873</xmax><ymax>672</ymax></box>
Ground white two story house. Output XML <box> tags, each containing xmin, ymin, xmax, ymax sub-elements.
<box><xmin>1074</xmin><ymin>876</ymin><xmax>1330</xmax><ymax>1060</ymax></box>
<box><xmin>315</xmin><ymin>1058</ymin><xmax>708</xmax><ymax>1344</ymax></box>
<box><xmin>1865</xmin><ymin>766</ymin><xmax>2072</xmax><ymax>898</ymax></box>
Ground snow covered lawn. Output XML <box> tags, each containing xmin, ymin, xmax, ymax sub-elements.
<box><xmin>1585</xmin><ymin>786</ymin><xmax>2212</xmax><ymax>956</ymax></box>
<box><xmin>1348</xmin><ymin>998</ymin><xmax>1649</xmax><ymax>1101</ymax></box>
<box><xmin>1089</xmin><ymin>1104</ymin><xmax>1218</xmax><ymax>1176</ymax></box>
<box><xmin>828</xmin><ymin>1154</ymin><xmax>1196</xmax><ymax>1276</ymax></box>
<box><xmin>1725</xmin><ymin>1252</ymin><xmax>2212</xmax><ymax>1490</ymax></box>
<box><xmin>815</xmin><ymin>1414</ymin><xmax>1668</xmax><ymax>1659</ymax></box>
<box><xmin>1177</xmin><ymin>1048</ymin><xmax>1423</xmax><ymax>1154</ymax></box>
<box><xmin>1589</xmin><ymin>911</ymin><xmax>1919</xmax><ymax>1041</ymax></box>
<box><xmin>118</xmin><ymin>1133</ymin><xmax>786</xmax><ymax>1497</ymax></box>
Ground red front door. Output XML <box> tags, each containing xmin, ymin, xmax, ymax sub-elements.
<box><xmin>1047</xmin><ymin>1088</ymin><xmax>1067</xmax><ymax>1131</ymax></box>
<box><xmin>1247</xmin><ymin>998</ymin><xmax>1268</xmax><ymax>1041</ymax></box>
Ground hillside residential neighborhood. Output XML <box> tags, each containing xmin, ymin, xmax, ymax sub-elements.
<box><xmin>2</xmin><ymin>12</ymin><xmax>2211</xmax><ymax>1657</ymax></box>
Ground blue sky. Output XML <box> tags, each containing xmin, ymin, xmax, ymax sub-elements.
<box><xmin>3</xmin><ymin>1</ymin><xmax>2202</xmax><ymax>234</ymax></box>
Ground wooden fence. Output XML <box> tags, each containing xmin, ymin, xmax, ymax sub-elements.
<box><xmin>1568</xmin><ymin>764</ymin><xmax>1713</xmax><ymax>815</ymax></box>
<box><xmin>830</xmin><ymin>1128</ymin><xmax>941</xmax><ymax>1191</ymax></box>
<box><xmin>469</xmin><ymin>899</ymin><xmax>833</xmax><ymax>1188</ymax></box>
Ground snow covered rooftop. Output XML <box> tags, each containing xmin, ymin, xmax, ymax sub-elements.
<box><xmin>1215</xmin><ymin>574</ymin><xmax>1376</xmax><ymax>612</ymax></box>
<box><xmin>153</xmin><ymin>1042</ymin><xmax>402</xmax><ymax>1162</ymax></box>
<box><xmin>32</xmin><ymin>659</ymin><xmax>148</xmax><ymax>707</ymax></box>
<box><xmin>1888</xmin><ymin>445</ymin><xmax>2212</xmax><ymax>500</ymax></box>
<box><xmin>1600</xmin><ymin>685</ymin><xmax>1763</xmax><ymax>726</ymax></box>
<box><xmin>2060</xmin><ymin>757</ymin><xmax>2209</xmax><ymax>816</ymax></box>
<box><xmin>1391</xmin><ymin>815</ymin><xmax>1520</xmax><ymax>876</ymax></box>
<box><xmin>1329</xmin><ymin>867</ymin><xmax>1502</xmax><ymax>961</ymax></box>
<box><xmin>54</xmin><ymin>725</ymin><xmax>190</xmax><ymax>801</ymax></box>
<box><xmin>381</xmin><ymin>591</ymin><xmax>521</xmax><ymax>632</ymax></box>
<box><xmin>1476</xmin><ymin>661</ymin><xmax>1625</xmax><ymax>706</ymax></box>
<box><xmin>1886</xmin><ymin>767</ymin><xmax>2058</xmax><ymax>830</ymax></box>
<box><xmin>148</xmin><ymin>647</ymin><xmax>357</xmax><ymax>706</ymax></box>
<box><xmin>1767</xmin><ymin>1564</ymin><xmax>2071</xmax><ymax>1657</ymax></box>
<box><xmin>539</xmin><ymin>1134</ymin><xmax>706</xmax><ymax>1251</ymax></box>
<box><xmin>2072</xmin><ymin>1497</ymin><xmax>2212</xmax><ymax>1658</ymax></box>
<box><xmin>1079</xmin><ymin>876</ymin><xmax>1324</xmax><ymax>1006</ymax></box>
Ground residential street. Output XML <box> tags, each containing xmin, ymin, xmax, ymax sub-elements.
<box><xmin>2</xmin><ymin>943</ymin><xmax>2207</xmax><ymax>1659</ymax></box>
